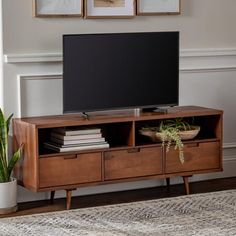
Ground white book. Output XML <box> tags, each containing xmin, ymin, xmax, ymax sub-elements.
<box><xmin>51</xmin><ymin>132</ymin><xmax>102</xmax><ymax>141</ymax></box>
<box><xmin>51</xmin><ymin>136</ymin><xmax>106</xmax><ymax>145</ymax></box>
<box><xmin>56</xmin><ymin>141</ymin><xmax>108</xmax><ymax>148</ymax></box>
<box><xmin>44</xmin><ymin>142</ymin><xmax>109</xmax><ymax>153</ymax></box>
<box><xmin>53</xmin><ymin>127</ymin><xmax>101</xmax><ymax>136</ymax></box>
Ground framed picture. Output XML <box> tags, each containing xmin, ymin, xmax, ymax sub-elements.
<box><xmin>84</xmin><ymin>0</ymin><xmax>135</xmax><ymax>19</ymax></box>
<box><xmin>137</xmin><ymin>0</ymin><xmax>181</xmax><ymax>15</ymax></box>
<box><xmin>33</xmin><ymin>0</ymin><xmax>83</xmax><ymax>17</ymax></box>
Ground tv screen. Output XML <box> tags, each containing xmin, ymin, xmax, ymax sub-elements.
<box><xmin>63</xmin><ymin>31</ymin><xmax>179</xmax><ymax>113</ymax></box>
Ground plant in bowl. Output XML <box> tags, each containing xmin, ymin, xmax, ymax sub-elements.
<box><xmin>139</xmin><ymin>118</ymin><xmax>200</xmax><ymax>164</ymax></box>
<box><xmin>0</xmin><ymin>108</ymin><xmax>22</xmax><ymax>214</ymax></box>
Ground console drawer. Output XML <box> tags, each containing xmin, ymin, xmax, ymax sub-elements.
<box><xmin>165</xmin><ymin>141</ymin><xmax>220</xmax><ymax>174</ymax></box>
<box><xmin>39</xmin><ymin>153</ymin><xmax>102</xmax><ymax>188</ymax></box>
<box><xmin>104</xmin><ymin>147</ymin><xmax>163</xmax><ymax>180</ymax></box>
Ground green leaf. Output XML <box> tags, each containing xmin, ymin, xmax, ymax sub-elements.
<box><xmin>0</xmin><ymin>108</ymin><xmax>7</xmax><ymax>136</ymax></box>
<box><xmin>0</xmin><ymin>109</ymin><xmax>8</xmax><ymax>157</ymax></box>
<box><xmin>0</xmin><ymin>108</ymin><xmax>21</xmax><ymax>182</ymax></box>
<box><xmin>0</xmin><ymin>138</ymin><xmax>7</xmax><ymax>178</ymax></box>
<box><xmin>0</xmin><ymin>108</ymin><xmax>22</xmax><ymax>182</ymax></box>
<box><xmin>0</xmin><ymin>155</ymin><xmax>7</xmax><ymax>182</ymax></box>
<box><xmin>7</xmin><ymin>145</ymin><xmax>22</xmax><ymax>181</ymax></box>
<box><xmin>6</xmin><ymin>113</ymin><xmax>13</xmax><ymax>134</ymax></box>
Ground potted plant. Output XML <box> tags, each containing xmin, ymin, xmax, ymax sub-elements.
<box><xmin>139</xmin><ymin>118</ymin><xmax>200</xmax><ymax>164</ymax></box>
<box><xmin>0</xmin><ymin>108</ymin><xmax>22</xmax><ymax>214</ymax></box>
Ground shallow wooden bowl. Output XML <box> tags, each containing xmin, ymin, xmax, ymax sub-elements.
<box><xmin>177</xmin><ymin>126</ymin><xmax>201</xmax><ymax>140</ymax></box>
<box><xmin>139</xmin><ymin>129</ymin><xmax>160</xmax><ymax>142</ymax></box>
<box><xmin>140</xmin><ymin>126</ymin><xmax>200</xmax><ymax>142</ymax></box>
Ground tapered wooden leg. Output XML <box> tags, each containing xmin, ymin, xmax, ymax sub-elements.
<box><xmin>166</xmin><ymin>177</ymin><xmax>170</xmax><ymax>188</ymax></box>
<box><xmin>183</xmin><ymin>176</ymin><xmax>190</xmax><ymax>195</ymax></box>
<box><xmin>50</xmin><ymin>191</ymin><xmax>55</xmax><ymax>204</ymax></box>
<box><xmin>66</xmin><ymin>189</ymin><xmax>74</xmax><ymax>210</ymax></box>
<box><xmin>165</xmin><ymin>177</ymin><xmax>171</xmax><ymax>193</ymax></box>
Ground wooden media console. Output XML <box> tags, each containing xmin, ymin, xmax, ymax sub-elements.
<box><xmin>13</xmin><ymin>106</ymin><xmax>223</xmax><ymax>209</ymax></box>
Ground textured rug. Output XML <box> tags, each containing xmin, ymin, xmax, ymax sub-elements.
<box><xmin>1</xmin><ymin>189</ymin><xmax>236</xmax><ymax>236</ymax></box>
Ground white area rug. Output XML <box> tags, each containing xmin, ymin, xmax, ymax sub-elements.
<box><xmin>1</xmin><ymin>189</ymin><xmax>236</xmax><ymax>236</ymax></box>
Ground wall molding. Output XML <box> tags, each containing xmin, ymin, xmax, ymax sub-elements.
<box><xmin>5</xmin><ymin>48</ymin><xmax>236</xmax><ymax>63</ymax></box>
<box><xmin>4</xmin><ymin>48</ymin><xmax>236</xmax><ymax>73</ymax></box>
<box><xmin>180</xmin><ymin>48</ymin><xmax>236</xmax><ymax>57</ymax></box>
<box><xmin>4</xmin><ymin>53</ymin><xmax>62</xmax><ymax>63</ymax></box>
<box><xmin>180</xmin><ymin>48</ymin><xmax>236</xmax><ymax>73</ymax></box>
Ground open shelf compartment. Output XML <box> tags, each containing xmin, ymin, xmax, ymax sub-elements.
<box><xmin>135</xmin><ymin>115</ymin><xmax>221</xmax><ymax>146</ymax></box>
<box><xmin>38</xmin><ymin>122</ymin><xmax>134</xmax><ymax>155</ymax></box>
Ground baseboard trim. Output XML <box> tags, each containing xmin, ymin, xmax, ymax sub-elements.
<box><xmin>223</xmin><ymin>142</ymin><xmax>236</xmax><ymax>149</ymax></box>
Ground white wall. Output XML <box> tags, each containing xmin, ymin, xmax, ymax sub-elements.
<box><xmin>3</xmin><ymin>0</ymin><xmax>236</xmax><ymax>53</ymax></box>
<box><xmin>0</xmin><ymin>0</ymin><xmax>3</xmax><ymax>109</ymax></box>
<box><xmin>2</xmin><ymin>0</ymin><xmax>236</xmax><ymax>202</ymax></box>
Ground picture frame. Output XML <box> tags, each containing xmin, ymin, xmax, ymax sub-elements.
<box><xmin>84</xmin><ymin>0</ymin><xmax>135</xmax><ymax>19</ymax></box>
<box><xmin>33</xmin><ymin>0</ymin><xmax>83</xmax><ymax>17</ymax></box>
<box><xmin>137</xmin><ymin>0</ymin><xmax>181</xmax><ymax>16</ymax></box>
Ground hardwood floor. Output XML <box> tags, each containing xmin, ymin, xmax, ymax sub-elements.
<box><xmin>1</xmin><ymin>177</ymin><xmax>236</xmax><ymax>218</ymax></box>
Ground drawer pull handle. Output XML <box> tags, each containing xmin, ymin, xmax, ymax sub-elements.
<box><xmin>186</xmin><ymin>143</ymin><xmax>199</xmax><ymax>148</ymax></box>
<box><xmin>63</xmin><ymin>156</ymin><xmax>77</xmax><ymax>160</ymax></box>
<box><xmin>104</xmin><ymin>154</ymin><xmax>114</xmax><ymax>160</ymax></box>
<box><xmin>128</xmin><ymin>148</ymin><xmax>140</xmax><ymax>153</ymax></box>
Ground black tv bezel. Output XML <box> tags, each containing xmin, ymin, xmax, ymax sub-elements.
<box><xmin>63</xmin><ymin>31</ymin><xmax>179</xmax><ymax>114</ymax></box>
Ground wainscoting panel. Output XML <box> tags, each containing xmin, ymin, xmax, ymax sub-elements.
<box><xmin>17</xmin><ymin>74</ymin><xmax>62</xmax><ymax>117</ymax></box>
<box><xmin>179</xmin><ymin>70</ymin><xmax>236</xmax><ymax>143</ymax></box>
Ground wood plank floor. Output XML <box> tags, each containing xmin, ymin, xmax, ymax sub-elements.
<box><xmin>1</xmin><ymin>177</ymin><xmax>236</xmax><ymax>218</ymax></box>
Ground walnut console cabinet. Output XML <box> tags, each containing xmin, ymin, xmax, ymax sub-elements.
<box><xmin>13</xmin><ymin>106</ymin><xmax>223</xmax><ymax>209</ymax></box>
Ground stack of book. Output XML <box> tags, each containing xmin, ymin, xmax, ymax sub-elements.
<box><xmin>44</xmin><ymin>127</ymin><xmax>109</xmax><ymax>152</ymax></box>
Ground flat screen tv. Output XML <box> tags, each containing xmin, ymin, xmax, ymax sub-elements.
<box><xmin>63</xmin><ymin>31</ymin><xmax>179</xmax><ymax>114</ymax></box>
